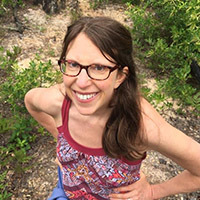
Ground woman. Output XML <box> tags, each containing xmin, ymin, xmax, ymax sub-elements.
<box><xmin>24</xmin><ymin>16</ymin><xmax>200</xmax><ymax>200</ymax></box>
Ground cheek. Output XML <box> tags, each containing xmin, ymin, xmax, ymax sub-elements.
<box><xmin>97</xmin><ymin>80</ymin><xmax>116</xmax><ymax>96</ymax></box>
<box><xmin>96</xmin><ymin>79</ymin><xmax>114</xmax><ymax>90</ymax></box>
<box><xmin>63</xmin><ymin>76</ymin><xmax>73</xmax><ymax>86</ymax></box>
<box><xmin>63</xmin><ymin>75</ymin><xmax>67</xmax><ymax>84</ymax></box>
<box><xmin>62</xmin><ymin>76</ymin><xmax>74</xmax><ymax>97</ymax></box>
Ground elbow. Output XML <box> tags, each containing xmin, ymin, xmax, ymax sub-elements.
<box><xmin>188</xmin><ymin>171</ymin><xmax>200</xmax><ymax>190</ymax></box>
<box><xmin>24</xmin><ymin>88</ymin><xmax>37</xmax><ymax>110</ymax></box>
<box><xmin>24</xmin><ymin>90</ymin><xmax>32</xmax><ymax>108</ymax></box>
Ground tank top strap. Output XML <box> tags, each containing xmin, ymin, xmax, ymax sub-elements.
<box><xmin>61</xmin><ymin>96</ymin><xmax>71</xmax><ymax>127</ymax></box>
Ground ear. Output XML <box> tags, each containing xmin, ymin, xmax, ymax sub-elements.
<box><xmin>114</xmin><ymin>66</ymin><xmax>129</xmax><ymax>89</ymax></box>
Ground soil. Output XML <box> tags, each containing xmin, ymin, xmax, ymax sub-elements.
<box><xmin>0</xmin><ymin>0</ymin><xmax>200</xmax><ymax>200</ymax></box>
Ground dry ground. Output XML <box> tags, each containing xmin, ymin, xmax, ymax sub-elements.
<box><xmin>0</xmin><ymin>0</ymin><xmax>200</xmax><ymax>199</ymax></box>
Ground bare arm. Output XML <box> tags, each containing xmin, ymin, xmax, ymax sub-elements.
<box><xmin>142</xmin><ymin>99</ymin><xmax>200</xmax><ymax>199</ymax></box>
<box><xmin>109</xmin><ymin>98</ymin><xmax>200</xmax><ymax>200</ymax></box>
<box><xmin>24</xmin><ymin>86</ymin><xmax>64</xmax><ymax>139</ymax></box>
<box><xmin>149</xmin><ymin>124</ymin><xmax>200</xmax><ymax>199</ymax></box>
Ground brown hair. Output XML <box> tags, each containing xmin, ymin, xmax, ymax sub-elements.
<box><xmin>60</xmin><ymin>16</ymin><xmax>145</xmax><ymax>160</ymax></box>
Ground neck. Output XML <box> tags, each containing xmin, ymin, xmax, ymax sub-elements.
<box><xmin>71</xmin><ymin>103</ymin><xmax>112</xmax><ymax>125</ymax></box>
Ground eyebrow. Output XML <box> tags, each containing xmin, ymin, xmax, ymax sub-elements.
<box><xmin>66</xmin><ymin>59</ymin><xmax>114</xmax><ymax>67</ymax></box>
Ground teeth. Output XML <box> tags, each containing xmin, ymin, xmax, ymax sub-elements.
<box><xmin>76</xmin><ymin>93</ymin><xmax>96</xmax><ymax>100</ymax></box>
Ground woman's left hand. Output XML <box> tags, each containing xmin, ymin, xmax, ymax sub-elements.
<box><xmin>55</xmin><ymin>157</ymin><xmax>63</xmax><ymax>171</ymax></box>
<box><xmin>109</xmin><ymin>172</ymin><xmax>154</xmax><ymax>200</ymax></box>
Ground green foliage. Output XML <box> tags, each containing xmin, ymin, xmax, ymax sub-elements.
<box><xmin>0</xmin><ymin>51</ymin><xmax>60</xmax><ymax>148</ymax></box>
<box><xmin>0</xmin><ymin>171</ymin><xmax>12</xmax><ymax>200</ymax></box>
<box><xmin>0</xmin><ymin>46</ymin><xmax>60</xmax><ymax>197</ymax></box>
<box><xmin>89</xmin><ymin>0</ymin><xmax>109</xmax><ymax>9</ymax></box>
<box><xmin>0</xmin><ymin>0</ymin><xmax>24</xmax><ymax>15</ymax></box>
<box><xmin>0</xmin><ymin>115</ymin><xmax>11</xmax><ymax>134</ymax></box>
<box><xmin>0</xmin><ymin>46</ymin><xmax>21</xmax><ymax>71</ymax></box>
<box><xmin>122</xmin><ymin>0</ymin><xmax>141</xmax><ymax>5</ymax></box>
<box><xmin>127</xmin><ymin>0</ymin><xmax>200</xmax><ymax>115</ymax></box>
<box><xmin>11</xmin><ymin>148</ymin><xmax>32</xmax><ymax>173</ymax></box>
<box><xmin>68</xmin><ymin>0</ymin><xmax>82</xmax><ymax>23</ymax></box>
<box><xmin>89</xmin><ymin>0</ymin><xmax>141</xmax><ymax>9</ymax></box>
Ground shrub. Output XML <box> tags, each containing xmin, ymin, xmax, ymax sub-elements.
<box><xmin>0</xmin><ymin>0</ymin><xmax>24</xmax><ymax>16</ymax></box>
<box><xmin>0</xmin><ymin>46</ymin><xmax>60</xmax><ymax>197</ymax></box>
<box><xmin>1</xmin><ymin>51</ymin><xmax>60</xmax><ymax>149</ymax></box>
<box><xmin>127</xmin><ymin>0</ymin><xmax>200</xmax><ymax>115</ymax></box>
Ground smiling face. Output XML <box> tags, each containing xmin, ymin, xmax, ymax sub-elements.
<box><xmin>63</xmin><ymin>33</ymin><xmax>127</xmax><ymax>116</ymax></box>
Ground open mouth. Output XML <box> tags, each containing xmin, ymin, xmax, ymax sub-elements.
<box><xmin>75</xmin><ymin>92</ymin><xmax>97</xmax><ymax>101</ymax></box>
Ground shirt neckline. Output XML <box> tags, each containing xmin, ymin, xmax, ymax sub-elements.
<box><xmin>57</xmin><ymin>97</ymin><xmax>145</xmax><ymax>164</ymax></box>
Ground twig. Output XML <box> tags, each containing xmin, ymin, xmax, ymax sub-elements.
<box><xmin>0</xmin><ymin>25</ymin><xmax>19</xmax><ymax>32</ymax></box>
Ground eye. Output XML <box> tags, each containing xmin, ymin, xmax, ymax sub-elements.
<box><xmin>92</xmin><ymin>64</ymin><xmax>107</xmax><ymax>71</ymax></box>
<box><xmin>67</xmin><ymin>60</ymin><xmax>79</xmax><ymax>68</ymax></box>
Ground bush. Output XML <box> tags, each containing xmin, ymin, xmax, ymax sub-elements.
<box><xmin>0</xmin><ymin>0</ymin><xmax>24</xmax><ymax>16</ymax></box>
<box><xmin>0</xmin><ymin>50</ymin><xmax>60</xmax><ymax>149</ymax></box>
<box><xmin>0</xmin><ymin>46</ymin><xmax>60</xmax><ymax>197</ymax></box>
<box><xmin>127</xmin><ymin>0</ymin><xmax>200</xmax><ymax>115</ymax></box>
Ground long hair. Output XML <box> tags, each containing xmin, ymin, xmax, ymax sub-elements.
<box><xmin>60</xmin><ymin>16</ymin><xmax>145</xmax><ymax>160</ymax></box>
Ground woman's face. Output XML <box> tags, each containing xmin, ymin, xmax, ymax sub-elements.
<box><xmin>63</xmin><ymin>33</ymin><xmax>126</xmax><ymax>116</ymax></box>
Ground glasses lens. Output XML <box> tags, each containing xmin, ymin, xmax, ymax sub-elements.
<box><xmin>60</xmin><ymin>60</ymin><xmax>80</xmax><ymax>76</ymax></box>
<box><xmin>60</xmin><ymin>62</ymin><xmax>66</xmax><ymax>73</ymax></box>
<box><xmin>59</xmin><ymin>59</ymin><xmax>118</xmax><ymax>80</ymax></box>
<box><xmin>88</xmin><ymin>65</ymin><xmax>110</xmax><ymax>80</ymax></box>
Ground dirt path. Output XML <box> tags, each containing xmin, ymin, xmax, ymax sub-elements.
<box><xmin>1</xmin><ymin>1</ymin><xmax>200</xmax><ymax>199</ymax></box>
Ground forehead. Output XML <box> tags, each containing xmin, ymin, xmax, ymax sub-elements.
<box><xmin>66</xmin><ymin>33</ymin><xmax>115</xmax><ymax>65</ymax></box>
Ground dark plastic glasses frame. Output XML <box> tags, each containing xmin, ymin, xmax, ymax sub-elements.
<box><xmin>58</xmin><ymin>59</ymin><xmax>120</xmax><ymax>81</ymax></box>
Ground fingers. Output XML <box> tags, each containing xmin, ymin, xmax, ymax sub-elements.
<box><xmin>112</xmin><ymin>176</ymin><xmax>143</xmax><ymax>194</ymax></box>
<box><xmin>109</xmin><ymin>190</ymin><xmax>141</xmax><ymax>200</ymax></box>
<box><xmin>140</xmin><ymin>171</ymin><xmax>145</xmax><ymax>178</ymax></box>
<box><xmin>109</xmin><ymin>172</ymin><xmax>152</xmax><ymax>200</ymax></box>
<box><xmin>109</xmin><ymin>185</ymin><xmax>139</xmax><ymax>199</ymax></box>
<box><xmin>55</xmin><ymin>157</ymin><xmax>63</xmax><ymax>171</ymax></box>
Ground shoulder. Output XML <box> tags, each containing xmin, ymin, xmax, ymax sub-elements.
<box><xmin>140</xmin><ymin>97</ymin><xmax>198</xmax><ymax>153</ymax></box>
<box><xmin>140</xmin><ymin>97</ymin><xmax>170</xmax><ymax>149</ymax></box>
<box><xmin>24</xmin><ymin>83</ymin><xmax>65</xmax><ymax>117</ymax></box>
<box><xmin>140</xmin><ymin>97</ymin><xmax>166</xmax><ymax>131</ymax></box>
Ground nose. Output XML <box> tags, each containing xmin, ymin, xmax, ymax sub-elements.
<box><xmin>76</xmin><ymin>69</ymin><xmax>91</xmax><ymax>88</ymax></box>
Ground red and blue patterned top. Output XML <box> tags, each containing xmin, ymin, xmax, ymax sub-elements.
<box><xmin>57</xmin><ymin>97</ymin><xmax>145</xmax><ymax>200</ymax></box>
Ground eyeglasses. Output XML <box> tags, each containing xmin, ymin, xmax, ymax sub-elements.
<box><xmin>58</xmin><ymin>59</ymin><xmax>120</xmax><ymax>81</ymax></box>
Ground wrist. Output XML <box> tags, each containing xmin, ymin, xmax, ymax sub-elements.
<box><xmin>151</xmin><ymin>184</ymin><xmax>164</xmax><ymax>200</ymax></box>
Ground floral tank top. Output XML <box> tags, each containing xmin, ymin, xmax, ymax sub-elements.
<box><xmin>56</xmin><ymin>97</ymin><xmax>145</xmax><ymax>200</ymax></box>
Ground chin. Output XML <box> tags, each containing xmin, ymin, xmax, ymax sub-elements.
<box><xmin>77</xmin><ymin>109</ymin><xmax>95</xmax><ymax>116</ymax></box>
